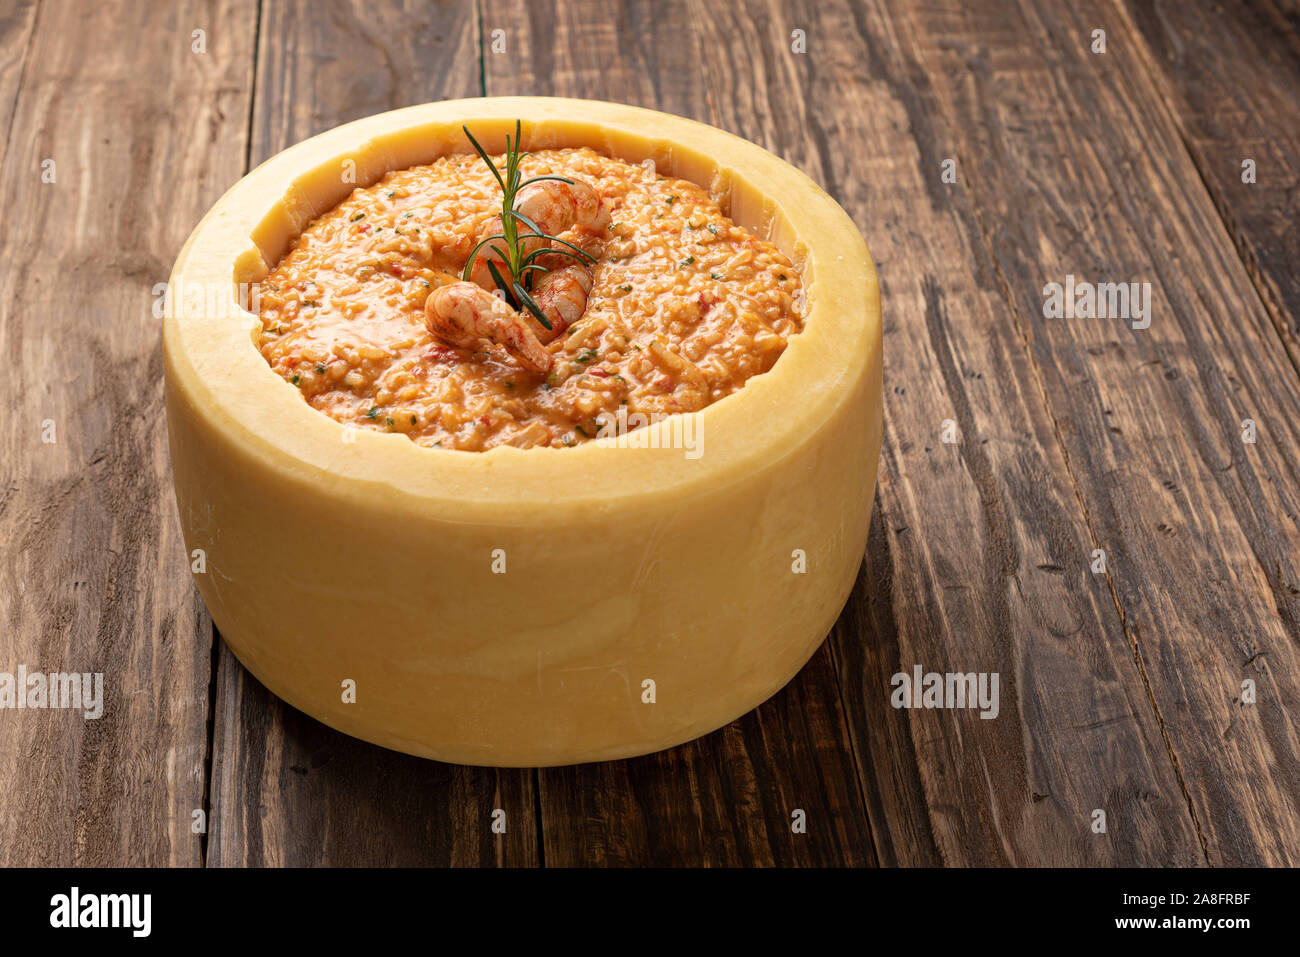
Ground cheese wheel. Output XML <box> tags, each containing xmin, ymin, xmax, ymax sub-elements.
<box><xmin>163</xmin><ymin>97</ymin><xmax>882</xmax><ymax>766</ymax></box>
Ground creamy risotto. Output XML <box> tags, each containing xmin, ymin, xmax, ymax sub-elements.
<box><xmin>257</xmin><ymin>147</ymin><xmax>804</xmax><ymax>450</ymax></box>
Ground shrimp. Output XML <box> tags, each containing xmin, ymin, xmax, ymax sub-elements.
<box><xmin>425</xmin><ymin>282</ymin><xmax>552</xmax><ymax>374</ymax></box>
<box><xmin>434</xmin><ymin>176</ymin><xmax>605</xmax><ymax>362</ymax></box>
<box><xmin>468</xmin><ymin>177</ymin><xmax>609</xmax><ymax>291</ymax></box>
<box><xmin>529</xmin><ymin>258</ymin><xmax>593</xmax><ymax>342</ymax></box>
<box><xmin>516</xmin><ymin>178</ymin><xmax>611</xmax><ymax>237</ymax></box>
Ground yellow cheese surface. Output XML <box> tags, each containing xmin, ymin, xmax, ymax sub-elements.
<box><xmin>163</xmin><ymin>97</ymin><xmax>882</xmax><ymax>766</ymax></box>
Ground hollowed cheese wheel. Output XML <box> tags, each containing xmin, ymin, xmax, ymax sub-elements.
<box><xmin>163</xmin><ymin>97</ymin><xmax>882</xmax><ymax>766</ymax></box>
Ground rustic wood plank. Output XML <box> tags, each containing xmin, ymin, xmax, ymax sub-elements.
<box><xmin>209</xmin><ymin>660</ymin><xmax>537</xmax><ymax>865</ymax></box>
<box><xmin>0</xmin><ymin>0</ymin><xmax>256</xmax><ymax>866</ymax></box>
<box><xmin>206</xmin><ymin>0</ymin><xmax>541</xmax><ymax>866</ymax></box>
<box><xmin>0</xmin><ymin>0</ymin><xmax>39</xmax><ymax>170</ymax></box>
<box><xmin>249</xmin><ymin>0</ymin><xmax>483</xmax><ymax>161</ymax></box>
<box><xmin>881</xmin><ymin>0</ymin><xmax>1300</xmax><ymax>864</ymax></box>
<box><xmin>483</xmin><ymin>0</ymin><xmax>876</xmax><ymax>867</ymax></box>
<box><xmin>1124</xmin><ymin>0</ymin><xmax>1300</xmax><ymax>374</ymax></box>
<box><xmin>689</xmin><ymin>0</ymin><xmax>1207</xmax><ymax>865</ymax></box>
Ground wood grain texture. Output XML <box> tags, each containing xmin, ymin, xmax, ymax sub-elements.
<box><xmin>1123</xmin><ymin>0</ymin><xmax>1300</xmax><ymax>372</ymax></box>
<box><xmin>482</xmin><ymin>0</ymin><xmax>876</xmax><ymax>867</ymax></box>
<box><xmin>248</xmin><ymin>0</ymin><xmax>483</xmax><ymax>162</ymax></box>
<box><xmin>689</xmin><ymin>0</ymin><xmax>1205</xmax><ymax>865</ymax></box>
<box><xmin>206</xmin><ymin>0</ymin><xmax>540</xmax><ymax>867</ymax></box>
<box><xmin>208</xmin><ymin>658</ymin><xmax>537</xmax><ymax>865</ymax></box>
<box><xmin>0</xmin><ymin>0</ymin><xmax>256</xmax><ymax>865</ymax></box>
<box><xmin>0</xmin><ymin>0</ymin><xmax>39</xmax><ymax>170</ymax></box>
<box><xmin>885</xmin><ymin>0</ymin><xmax>1300</xmax><ymax>864</ymax></box>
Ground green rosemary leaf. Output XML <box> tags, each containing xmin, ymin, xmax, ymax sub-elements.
<box><xmin>513</xmin><ymin>282</ymin><xmax>553</xmax><ymax>331</ymax></box>
<box><xmin>521</xmin><ymin>244</ymin><xmax>590</xmax><ymax>267</ymax></box>
<box><xmin>485</xmin><ymin>259</ymin><xmax>512</xmax><ymax>299</ymax></box>
<box><xmin>543</xmin><ymin>235</ymin><xmax>597</xmax><ymax>264</ymax></box>
<box><xmin>518</xmin><ymin>174</ymin><xmax>576</xmax><ymax>188</ymax></box>
<box><xmin>462</xmin><ymin>232</ymin><xmax>509</xmax><ymax>281</ymax></box>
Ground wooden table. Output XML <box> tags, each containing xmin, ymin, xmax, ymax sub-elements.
<box><xmin>2</xmin><ymin>0</ymin><xmax>1297</xmax><ymax>867</ymax></box>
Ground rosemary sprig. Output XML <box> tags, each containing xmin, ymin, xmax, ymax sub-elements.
<box><xmin>461</xmin><ymin>120</ymin><xmax>597</xmax><ymax>330</ymax></box>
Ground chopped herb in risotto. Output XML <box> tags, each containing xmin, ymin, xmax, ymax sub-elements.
<box><xmin>257</xmin><ymin>130</ymin><xmax>804</xmax><ymax>451</ymax></box>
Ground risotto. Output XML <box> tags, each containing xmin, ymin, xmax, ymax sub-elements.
<box><xmin>256</xmin><ymin>146</ymin><xmax>805</xmax><ymax>450</ymax></box>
